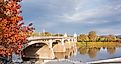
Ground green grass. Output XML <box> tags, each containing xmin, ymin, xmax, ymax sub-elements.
<box><xmin>76</xmin><ymin>42</ymin><xmax>120</xmax><ymax>48</ymax></box>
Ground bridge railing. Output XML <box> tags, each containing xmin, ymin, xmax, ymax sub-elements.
<box><xmin>27</xmin><ymin>36</ymin><xmax>77</xmax><ymax>41</ymax></box>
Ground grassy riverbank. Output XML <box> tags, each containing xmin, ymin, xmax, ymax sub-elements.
<box><xmin>76</xmin><ymin>42</ymin><xmax>121</xmax><ymax>48</ymax></box>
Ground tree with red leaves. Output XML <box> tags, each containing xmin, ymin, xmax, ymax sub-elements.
<box><xmin>0</xmin><ymin>0</ymin><xmax>34</xmax><ymax>61</ymax></box>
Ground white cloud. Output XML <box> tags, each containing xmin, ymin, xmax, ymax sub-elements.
<box><xmin>57</xmin><ymin>3</ymin><xmax>121</xmax><ymax>25</ymax></box>
<box><xmin>58</xmin><ymin>9</ymin><xmax>98</xmax><ymax>22</ymax></box>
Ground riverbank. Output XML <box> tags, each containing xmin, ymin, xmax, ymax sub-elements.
<box><xmin>76</xmin><ymin>42</ymin><xmax>121</xmax><ymax>48</ymax></box>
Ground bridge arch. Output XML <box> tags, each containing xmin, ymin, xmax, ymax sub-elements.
<box><xmin>51</xmin><ymin>39</ymin><xmax>62</xmax><ymax>47</ymax></box>
<box><xmin>64</xmin><ymin>39</ymin><xmax>68</xmax><ymax>43</ymax></box>
<box><xmin>22</xmin><ymin>42</ymin><xmax>55</xmax><ymax>59</ymax></box>
<box><xmin>22</xmin><ymin>41</ymin><xmax>49</xmax><ymax>50</ymax></box>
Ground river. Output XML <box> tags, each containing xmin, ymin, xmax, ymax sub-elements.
<box><xmin>45</xmin><ymin>42</ymin><xmax>121</xmax><ymax>64</ymax></box>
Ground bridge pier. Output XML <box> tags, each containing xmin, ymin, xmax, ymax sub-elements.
<box><xmin>64</xmin><ymin>42</ymin><xmax>71</xmax><ymax>49</ymax></box>
<box><xmin>35</xmin><ymin>45</ymin><xmax>55</xmax><ymax>59</ymax></box>
<box><xmin>53</xmin><ymin>39</ymin><xmax>66</xmax><ymax>52</ymax></box>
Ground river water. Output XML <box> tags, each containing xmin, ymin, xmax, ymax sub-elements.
<box><xmin>45</xmin><ymin>42</ymin><xmax>121</xmax><ymax>64</ymax></box>
<box><xmin>70</xmin><ymin>47</ymin><xmax>121</xmax><ymax>62</ymax></box>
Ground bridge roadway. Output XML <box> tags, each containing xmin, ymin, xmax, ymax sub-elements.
<box><xmin>22</xmin><ymin>36</ymin><xmax>77</xmax><ymax>60</ymax></box>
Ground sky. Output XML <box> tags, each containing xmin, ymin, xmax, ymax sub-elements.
<box><xmin>21</xmin><ymin>0</ymin><xmax>121</xmax><ymax>35</ymax></box>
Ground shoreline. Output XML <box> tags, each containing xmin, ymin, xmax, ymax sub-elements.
<box><xmin>44</xmin><ymin>59</ymin><xmax>84</xmax><ymax>64</ymax></box>
<box><xmin>87</xmin><ymin>57</ymin><xmax>121</xmax><ymax>64</ymax></box>
<box><xmin>43</xmin><ymin>57</ymin><xmax>121</xmax><ymax>64</ymax></box>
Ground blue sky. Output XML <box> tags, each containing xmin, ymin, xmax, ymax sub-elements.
<box><xmin>21</xmin><ymin>0</ymin><xmax>121</xmax><ymax>35</ymax></box>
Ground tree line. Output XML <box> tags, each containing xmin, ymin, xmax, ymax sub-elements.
<box><xmin>78</xmin><ymin>31</ymin><xmax>120</xmax><ymax>42</ymax></box>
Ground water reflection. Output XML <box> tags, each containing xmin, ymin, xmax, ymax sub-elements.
<box><xmin>54</xmin><ymin>47</ymin><xmax>77</xmax><ymax>59</ymax></box>
<box><xmin>78</xmin><ymin>42</ymin><xmax>121</xmax><ymax>58</ymax></box>
<box><xmin>107</xmin><ymin>47</ymin><xmax>116</xmax><ymax>55</ymax></box>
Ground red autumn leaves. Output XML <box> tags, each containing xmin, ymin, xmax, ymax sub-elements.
<box><xmin>0</xmin><ymin>0</ymin><xmax>34</xmax><ymax>56</ymax></box>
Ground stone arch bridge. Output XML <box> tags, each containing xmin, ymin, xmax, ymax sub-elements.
<box><xmin>22</xmin><ymin>36</ymin><xmax>77</xmax><ymax>59</ymax></box>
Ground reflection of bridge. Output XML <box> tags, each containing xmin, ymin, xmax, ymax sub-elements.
<box><xmin>22</xmin><ymin>35</ymin><xmax>77</xmax><ymax>60</ymax></box>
